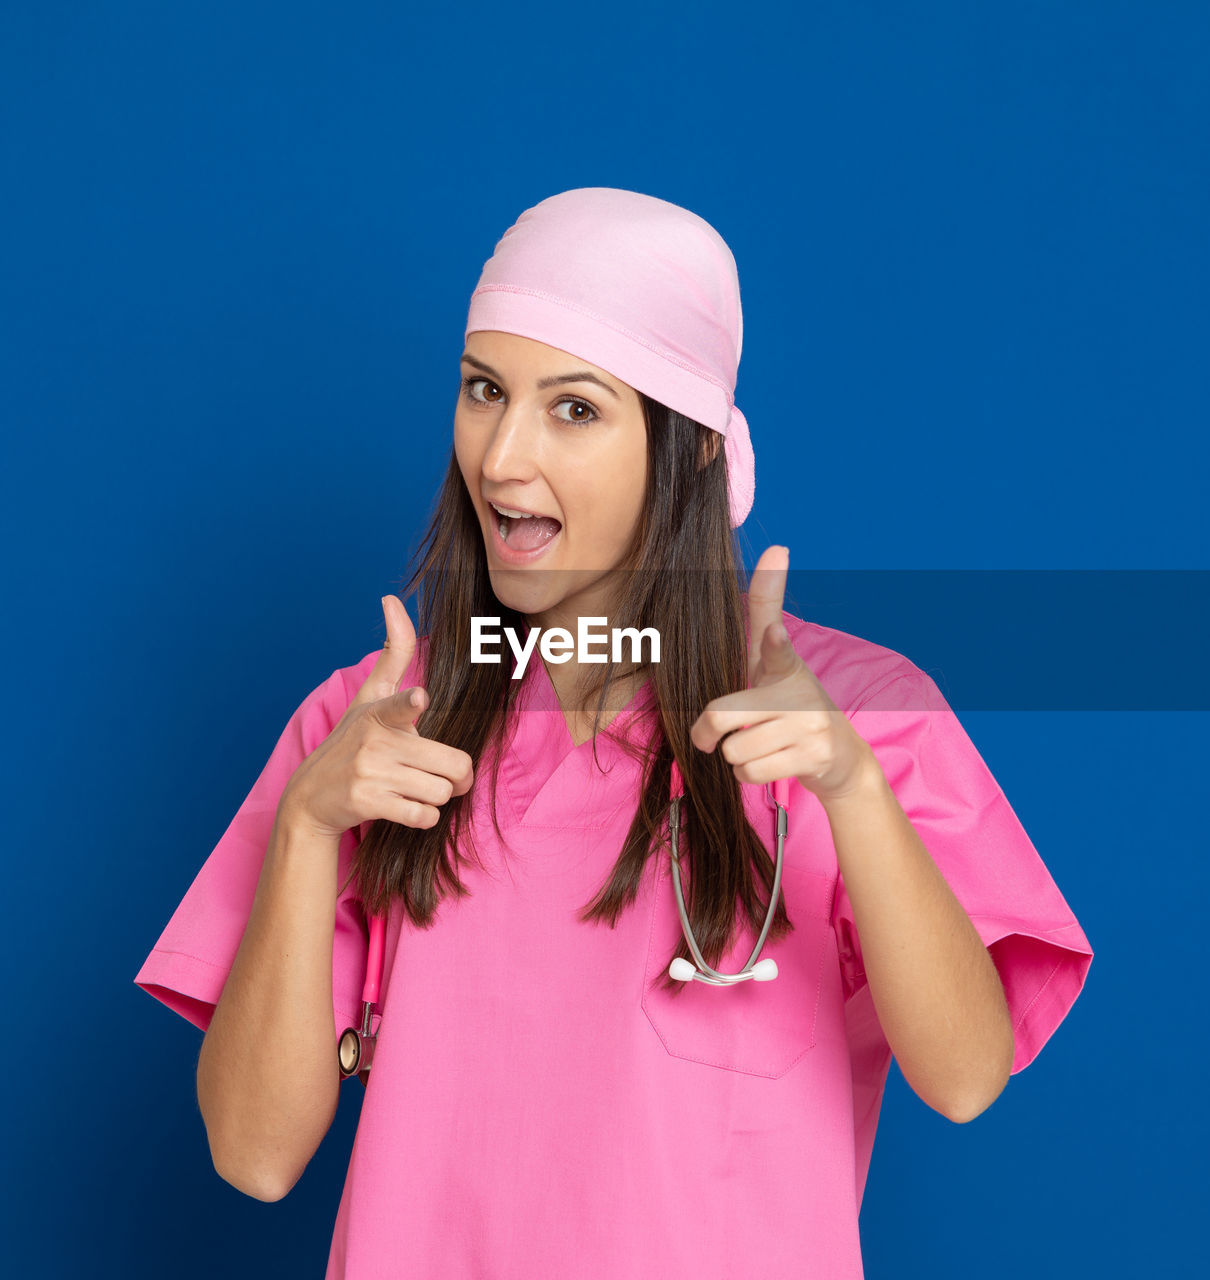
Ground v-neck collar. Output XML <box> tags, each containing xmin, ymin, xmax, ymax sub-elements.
<box><xmin>496</xmin><ymin>654</ymin><xmax>659</xmax><ymax>833</ymax></box>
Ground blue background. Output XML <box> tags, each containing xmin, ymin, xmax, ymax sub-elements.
<box><xmin>2</xmin><ymin>0</ymin><xmax>1205</xmax><ymax>1275</ymax></box>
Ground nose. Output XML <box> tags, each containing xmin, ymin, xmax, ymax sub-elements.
<box><xmin>480</xmin><ymin>401</ymin><xmax>543</xmax><ymax>485</ymax></box>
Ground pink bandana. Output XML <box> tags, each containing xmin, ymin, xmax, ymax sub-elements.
<box><xmin>464</xmin><ymin>187</ymin><xmax>755</xmax><ymax>527</ymax></box>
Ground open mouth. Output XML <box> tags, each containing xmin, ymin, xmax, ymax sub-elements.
<box><xmin>491</xmin><ymin>504</ymin><xmax>563</xmax><ymax>552</ymax></box>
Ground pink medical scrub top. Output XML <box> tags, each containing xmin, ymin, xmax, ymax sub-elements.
<box><xmin>134</xmin><ymin>607</ymin><xmax>1093</xmax><ymax>1279</ymax></box>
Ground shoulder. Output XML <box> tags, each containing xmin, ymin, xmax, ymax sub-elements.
<box><xmin>777</xmin><ymin>608</ymin><xmax>938</xmax><ymax>715</ymax></box>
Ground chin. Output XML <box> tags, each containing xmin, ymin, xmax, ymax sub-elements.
<box><xmin>485</xmin><ymin>568</ymin><xmax>563</xmax><ymax>617</ymax></box>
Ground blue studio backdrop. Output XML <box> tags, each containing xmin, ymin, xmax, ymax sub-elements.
<box><xmin>2</xmin><ymin>2</ymin><xmax>1205</xmax><ymax>1276</ymax></box>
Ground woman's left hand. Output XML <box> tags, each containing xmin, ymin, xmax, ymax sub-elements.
<box><xmin>690</xmin><ymin>546</ymin><xmax>880</xmax><ymax>804</ymax></box>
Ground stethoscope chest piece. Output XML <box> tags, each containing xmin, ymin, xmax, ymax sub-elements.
<box><xmin>339</xmin><ymin>1002</ymin><xmax>378</xmax><ymax>1078</ymax></box>
<box><xmin>338</xmin><ymin>911</ymin><xmax>387</xmax><ymax>1078</ymax></box>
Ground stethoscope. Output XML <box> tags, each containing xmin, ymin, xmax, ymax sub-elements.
<box><xmin>338</xmin><ymin>765</ymin><xmax>792</xmax><ymax>1077</ymax></box>
<box><xmin>666</xmin><ymin>762</ymin><xmax>790</xmax><ymax>986</ymax></box>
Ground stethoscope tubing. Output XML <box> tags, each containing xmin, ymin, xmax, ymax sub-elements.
<box><xmin>339</xmin><ymin>767</ymin><xmax>793</xmax><ymax>1074</ymax></box>
<box><xmin>667</xmin><ymin>765</ymin><xmax>790</xmax><ymax>986</ymax></box>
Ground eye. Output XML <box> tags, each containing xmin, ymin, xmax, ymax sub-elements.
<box><xmin>553</xmin><ymin>397</ymin><xmax>599</xmax><ymax>426</ymax></box>
<box><xmin>461</xmin><ymin>376</ymin><xmax>503</xmax><ymax>405</ymax></box>
<box><xmin>460</xmin><ymin>376</ymin><xmax>599</xmax><ymax>427</ymax></box>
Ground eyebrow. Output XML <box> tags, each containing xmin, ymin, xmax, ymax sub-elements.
<box><xmin>459</xmin><ymin>352</ymin><xmax>621</xmax><ymax>401</ymax></box>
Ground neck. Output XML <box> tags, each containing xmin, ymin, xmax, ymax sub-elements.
<box><xmin>543</xmin><ymin>658</ymin><xmax>646</xmax><ymax>718</ymax></box>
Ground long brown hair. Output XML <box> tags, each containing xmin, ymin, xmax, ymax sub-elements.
<box><xmin>348</xmin><ymin>392</ymin><xmax>794</xmax><ymax>992</ymax></box>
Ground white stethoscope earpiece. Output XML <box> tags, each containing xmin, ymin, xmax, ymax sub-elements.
<box><xmin>669</xmin><ymin>955</ymin><xmax>780</xmax><ymax>983</ymax></box>
<box><xmin>667</xmin><ymin>777</ymin><xmax>790</xmax><ymax>987</ymax></box>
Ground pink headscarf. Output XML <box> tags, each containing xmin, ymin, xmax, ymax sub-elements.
<box><xmin>464</xmin><ymin>187</ymin><xmax>755</xmax><ymax>528</ymax></box>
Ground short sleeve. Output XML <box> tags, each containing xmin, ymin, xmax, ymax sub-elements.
<box><xmin>133</xmin><ymin>659</ymin><xmax>379</xmax><ymax>1045</ymax></box>
<box><xmin>833</xmin><ymin>670</ymin><xmax>1093</xmax><ymax>1076</ymax></box>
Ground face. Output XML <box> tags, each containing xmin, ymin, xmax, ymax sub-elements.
<box><xmin>454</xmin><ymin>330</ymin><xmax>648</xmax><ymax>632</ymax></box>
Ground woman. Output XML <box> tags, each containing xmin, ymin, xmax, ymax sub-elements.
<box><xmin>135</xmin><ymin>187</ymin><xmax>1092</xmax><ymax>1278</ymax></box>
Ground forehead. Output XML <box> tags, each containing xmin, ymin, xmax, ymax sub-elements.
<box><xmin>461</xmin><ymin>331</ymin><xmax>632</xmax><ymax>400</ymax></box>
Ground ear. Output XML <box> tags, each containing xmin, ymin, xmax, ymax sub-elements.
<box><xmin>697</xmin><ymin>430</ymin><xmax>722</xmax><ymax>469</ymax></box>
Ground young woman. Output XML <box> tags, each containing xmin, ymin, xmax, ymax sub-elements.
<box><xmin>135</xmin><ymin>187</ymin><xmax>1093</xmax><ymax>1278</ymax></box>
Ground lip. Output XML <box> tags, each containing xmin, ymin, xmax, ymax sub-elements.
<box><xmin>486</xmin><ymin>504</ymin><xmax>562</xmax><ymax>565</ymax></box>
<box><xmin>486</xmin><ymin>498</ymin><xmax>557</xmax><ymax>521</ymax></box>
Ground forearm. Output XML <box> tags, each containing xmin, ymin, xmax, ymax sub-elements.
<box><xmin>196</xmin><ymin>811</ymin><xmax>343</xmax><ymax>1199</ymax></box>
<box><xmin>818</xmin><ymin>751</ymin><xmax>1014</xmax><ymax>1123</ymax></box>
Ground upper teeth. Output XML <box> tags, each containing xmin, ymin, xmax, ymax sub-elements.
<box><xmin>491</xmin><ymin>503</ymin><xmax>536</xmax><ymax>519</ymax></box>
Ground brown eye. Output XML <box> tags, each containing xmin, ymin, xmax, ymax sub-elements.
<box><xmin>462</xmin><ymin>377</ymin><xmax>502</xmax><ymax>405</ymax></box>
<box><xmin>555</xmin><ymin>397</ymin><xmax>599</xmax><ymax>427</ymax></box>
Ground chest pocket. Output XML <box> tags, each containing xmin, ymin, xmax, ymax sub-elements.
<box><xmin>640</xmin><ymin>843</ymin><xmax>836</xmax><ymax>1079</ymax></box>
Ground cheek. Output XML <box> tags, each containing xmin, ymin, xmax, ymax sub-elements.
<box><xmin>452</xmin><ymin>419</ymin><xmax>479</xmax><ymax>477</ymax></box>
<box><xmin>588</xmin><ymin>459</ymin><xmax>646</xmax><ymax>543</ymax></box>
<box><xmin>601</xmin><ymin>445</ymin><xmax>647</xmax><ymax>511</ymax></box>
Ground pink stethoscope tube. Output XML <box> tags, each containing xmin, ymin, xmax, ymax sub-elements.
<box><xmin>363</xmin><ymin>912</ymin><xmax>386</xmax><ymax>1006</ymax></box>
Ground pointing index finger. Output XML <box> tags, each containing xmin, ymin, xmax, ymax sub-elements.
<box><xmin>748</xmin><ymin>546</ymin><xmax>789</xmax><ymax>686</ymax></box>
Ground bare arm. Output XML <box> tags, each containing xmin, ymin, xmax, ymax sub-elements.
<box><xmin>194</xmin><ymin>594</ymin><xmax>473</xmax><ymax>1199</ymax></box>
<box><xmin>822</xmin><ymin>752</ymin><xmax>1015</xmax><ymax>1123</ymax></box>
<box><xmin>196</xmin><ymin>811</ymin><xmax>343</xmax><ymax>1202</ymax></box>
<box><xmin>698</xmin><ymin>549</ymin><xmax>1013</xmax><ymax>1122</ymax></box>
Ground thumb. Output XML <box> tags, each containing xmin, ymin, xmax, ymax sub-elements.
<box><xmin>351</xmin><ymin>595</ymin><xmax>419</xmax><ymax>709</ymax></box>
<box><xmin>751</xmin><ymin>619</ymin><xmax>799</xmax><ymax>687</ymax></box>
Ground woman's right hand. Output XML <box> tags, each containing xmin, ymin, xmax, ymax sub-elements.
<box><xmin>279</xmin><ymin>595</ymin><xmax>475</xmax><ymax>840</ymax></box>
